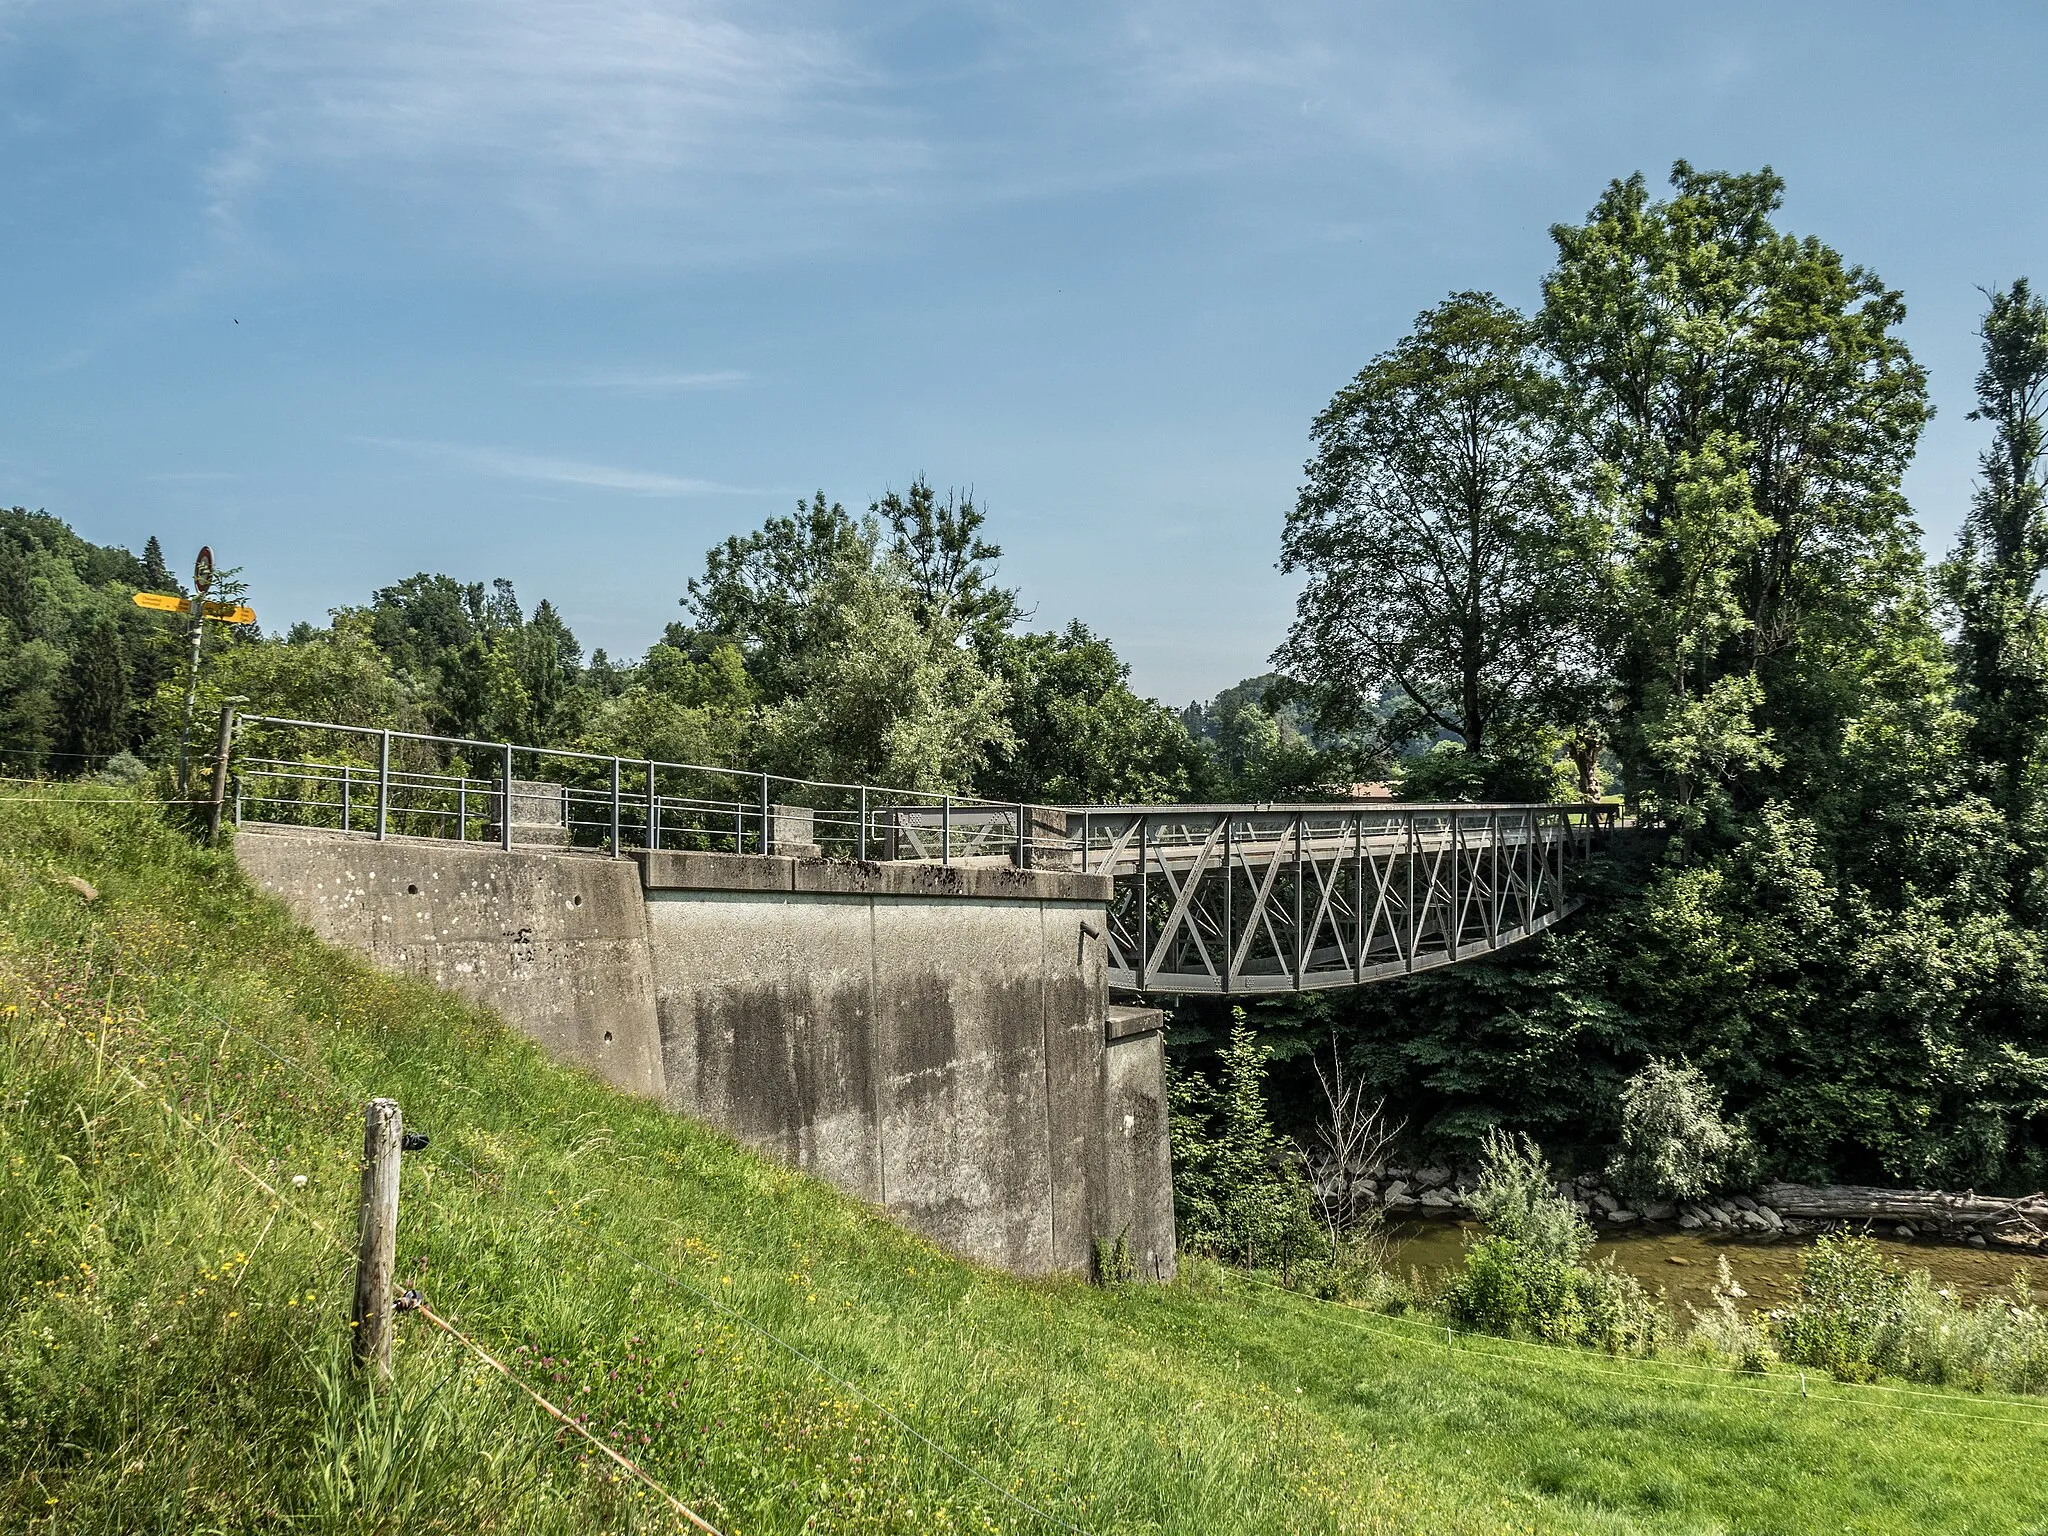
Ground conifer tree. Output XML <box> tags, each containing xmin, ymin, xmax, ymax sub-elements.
<box><xmin>56</xmin><ymin>612</ymin><xmax>132</xmax><ymax>769</ymax></box>
<box><xmin>141</xmin><ymin>534</ymin><xmax>171</xmax><ymax>592</ymax></box>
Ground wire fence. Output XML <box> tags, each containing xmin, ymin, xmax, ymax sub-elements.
<box><xmin>18</xmin><ymin>941</ymin><xmax>1097</xmax><ymax>1533</ymax></box>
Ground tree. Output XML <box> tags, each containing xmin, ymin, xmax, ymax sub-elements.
<box><xmin>756</xmin><ymin>556</ymin><xmax>1013</xmax><ymax>793</ymax></box>
<box><xmin>577</xmin><ymin>642</ymin><xmax>756</xmax><ymax>768</ymax></box>
<box><xmin>367</xmin><ymin>573</ymin><xmax>485</xmax><ymax>690</ymax></box>
<box><xmin>1279</xmin><ymin>292</ymin><xmax>1600</xmax><ymax>795</ymax></box>
<box><xmin>1541</xmin><ymin>162</ymin><xmax>1931</xmax><ymax>824</ymax></box>
<box><xmin>1941</xmin><ymin>279</ymin><xmax>2048</xmax><ymax>819</ymax></box>
<box><xmin>873</xmin><ymin>478</ymin><xmax>1020</xmax><ymax>641</ymax></box>
<box><xmin>977</xmin><ymin>624</ymin><xmax>1212</xmax><ymax>804</ymax></box>
<box><xmin>683</xmin><ymin>493</ymin><xmax>874</xmax><ymax>701</ymax></box>
<box><xmin>518</xmin><ymin>598</ymin><xmax>584</xmax><ymax>740</ymax></box>
<box><xmin>1605</xmin><ymin>1058</ymin><xmax>1750</xmax><ymax>1204</ymax></box>
<box><xmin>55</xmin><ymin>613</ymin><xmax>132</xmax><ymax>768</ymax></box>
<box><xmin>140</xmin><ymin>535</ymin><xmax>171</xmax><ymax>593</ymax></box>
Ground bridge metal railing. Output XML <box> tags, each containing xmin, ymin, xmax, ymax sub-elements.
<box><xmin>226</xmin><ymin>713</ymin><xmax>1615</xmax><ymax>993</ymax></box>
<box><xmin>228</xmin><ymin>715</ymin><xmax>1057</xmax><ymax>866</ymax></box>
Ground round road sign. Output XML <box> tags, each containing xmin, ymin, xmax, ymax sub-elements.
<box><xmin>193</xmin><ymin>546</ymin><xmax>214</xmax><ymax>596</ymax></box>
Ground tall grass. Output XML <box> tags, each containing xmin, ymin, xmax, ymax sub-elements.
<box><xmin>4</xmin><ymin>786</ymin><xmax>2048</xmax><ymax>1533</ymax></box>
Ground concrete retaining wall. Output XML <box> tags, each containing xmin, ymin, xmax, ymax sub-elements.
<box><xmin>234</xmin><ymin>826</ymin><xmax>664</xmax><ymax>1098</ymax></box>
<box><xmin>234</xmin><ymin>827</ymin><xmax>1176</xmax><ymax>1280</ymax></box>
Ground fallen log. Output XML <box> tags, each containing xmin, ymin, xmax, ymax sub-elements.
<box><xmin>1758</xmin><ymin>1182</ymin><xmax>2048</xmax><ymax>1238</ymax></box>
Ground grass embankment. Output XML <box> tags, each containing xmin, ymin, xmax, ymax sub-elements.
<box><xmin>3</xmin><ymin>788</ymin><xmax>2046</xmax><ymax>1534</ymax></box>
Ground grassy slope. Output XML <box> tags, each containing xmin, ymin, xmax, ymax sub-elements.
<box><xmin>2</xmin><ymin>789</ymin><xmax>2045</xmax><ymax>1536</ymax></box>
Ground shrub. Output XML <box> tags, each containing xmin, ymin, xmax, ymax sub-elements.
<box><xmin>1443</xmin><ymin>1131</ymin><xmax>1665</xmax><ymax>1354</ymax></box>
<box><xmin>1684</xmin><ymin>1255</ymin><xmax>1774</xmax><ymax>1372</ymax></box>
<box><xmin>1465</xmin><ymin>1128</ymin><xmax>1591</xmax><ymax>1263</ymax></box>
<box><xmin>1771</xmin><ymin>1233</ymin><xmax>1907</xmax><ymax>1382</ymax></box>
<box><xmin>1606</xmin><ymin>1058</ymin><xmax>1751</xmax><ymax>1205</ymax></box>
<box><xmin>1169</xmin><ymin>1015</ymin><xmax>1324</xmax><ymax>1275</ymax></box>
<box><xmin>1772</xmin><ymin>1234</ymin><xmax>2048</xmax><ymax>1392</ymax></box>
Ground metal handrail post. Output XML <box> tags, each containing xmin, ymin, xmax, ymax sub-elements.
<box><xmin>760</xmin><ymin>773</ymin><xmax>772</xmax><ymax>855</ymax></box>
<box><xmin>1488</xmin><ymin>810</ymin><xmax>1500</xmax><ymax>944</ymax></box>
<box><xmin>457</xmin><ymin>781</ymin><xmax>466</xmax><ymax>842</ymax></box>
<box><xmin>858</xmin><ymin>786</ymin><xmax>868</xmax><ymax>861</ymax></box>
<box><xmin>1353</xmin><ymin>812</ymin><xmax>1365</xmax><ymax>984</ymax></box>
<box><xmin>1405</xmin><ymin>811</ymin><xmax>1417</xmax><ymax>972</ymax></box>
<box><xmin>376</xmin><ymin>730</ymin><xmax>390</xmax><ymax>840</ymax></box>
<box><xmin>1222</xmin><ymin>815</ymin><xmax>1234</xmax><ymax>993</ymax></box>
<box><xmin>610</xmin><ymin>758</ymin><xmax>622</xmax><ymax>856</ymax></box>
<box><xmin>647</xmin><ymin>761</ymin><xmax>659</xmax><ymax>852</ymax></box>
<box><xmin>1292</xmin><ymin>814</ymin><xmax>1305</xmax><ymax>988</ymax></box>
<box><xmin>500</xmin><ymin>742</ymin><xmax>513</xmax><ymax>851</ymax></box>
<box><xmin>941</xmin><ymin>796</ymin><xmax>951</xmax><ymax>865</ymax></box>
<box><xmin>1080</xmin><ymin>810</ymin><xmax>1091</xmax><ymax>873</ymax></box>
<box><xmin>1014</xmin><ymin>802</ymin><xmax>1027</xmax><ymax>868</ymax></box>
<box><xmin>1136</xmin><ymin>816</ymin><xmax>1150</xmax><ymax>990</ymax></box>
<box><xmin>1448</xmin><ymin>814</ymin><xmax>1461</xmax><ymax>961</ymax></box>
<box><xmin>342</xmin><ymin>764</ymin><xmax>351</xmax><ymax>834</ymax></box>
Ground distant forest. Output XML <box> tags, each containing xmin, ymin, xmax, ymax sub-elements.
<box><xmin>0</xmin><ymin>485</ymin><xmax>1364</xmax><ymax>809</ymax></box>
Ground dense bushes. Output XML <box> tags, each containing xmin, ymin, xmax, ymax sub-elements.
<box><xmin>1168</xmin><ymin>1016</ymin><xmax>1323</xmax><ymax>1273</ymax></box>
<box><xmin>1771</xmin><ymin>1234</ymin><xmax>2048</xmax><ymax>1393</ymax></box>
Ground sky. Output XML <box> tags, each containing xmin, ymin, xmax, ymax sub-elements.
<box><xmin>3</xmin><ymin>2</ymin><xmax>2045</xmax><ymax>705</ymax></box>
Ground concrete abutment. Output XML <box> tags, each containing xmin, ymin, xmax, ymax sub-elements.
<box><xmin>233</xmin><ymin>826</ymin><xmax>1175</xmax><ymax>1279</ymax></box>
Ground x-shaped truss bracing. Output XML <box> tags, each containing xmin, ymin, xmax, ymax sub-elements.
<box><xmin>1074</xmin><ymin>803</ymin><xmax>1612</xmax><ymax>994</ymax></box>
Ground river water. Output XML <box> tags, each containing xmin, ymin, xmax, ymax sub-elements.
<box><xmin>1385</xmin><ymin>1219</ymin><xmax>2048</xmax><ymax>1315</ymax></box>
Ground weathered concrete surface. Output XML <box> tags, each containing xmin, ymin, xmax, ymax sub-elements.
<box><xmin>234</xmin><ymin>830</ymin><xmax>1174</xmax><ymax>1279</ymax></box>
<box><xmin>1103</xmin><ymin>1017</ymin><xmax>1176</xmax><ymax>1281</ymax></box>
<box><xmin>640</xmin><ymin>867</ymin><xmax>1157</xmax><ymax>1274</ymax></box>
<box><xmin>233</xmin><ymin>826</ymin><xmax>663</xmax><ymax>1098</ymax></box>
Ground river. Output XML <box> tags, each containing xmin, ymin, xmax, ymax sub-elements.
<box><xmin>1384</xmin><ymin>1219</ymin><xmax>2048</xmax><ymax>1314</ymax></box>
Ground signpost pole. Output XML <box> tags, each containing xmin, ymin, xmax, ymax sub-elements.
<box><xmin>174</xmin><ymin>547</ymin><xmax>216</xmax><ymax>797</ymax></box>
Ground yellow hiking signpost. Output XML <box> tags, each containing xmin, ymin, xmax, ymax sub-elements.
<box><xmin>131</xmin><ymin>545</ymin><xmax>260</xmax><ymax>795</ymax></box>
<box><xmin>131</xmin><ymin>591</ymin><xmax>257</xmax><ymax>625</ymax></box>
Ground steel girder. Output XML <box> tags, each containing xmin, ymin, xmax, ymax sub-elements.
<box><xmin>1071</xmin><ymin>803</ymin><xmax>1613</xmax><ymax>995</ymax></box>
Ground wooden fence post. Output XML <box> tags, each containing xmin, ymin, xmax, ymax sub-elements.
<box><xmin>352</xmin><ymin>1097</ymin><xmax>403</xmax><ymax>1378</ymax></box>
<box><xmin>205</xmin><ymin>706</ymin><xmax>237</xmax><ymax>846</ymax></box>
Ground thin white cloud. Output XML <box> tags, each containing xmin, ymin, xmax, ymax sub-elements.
<box><xmin>160</xmin><ymin>1</ymin><xmax>1519</xmax><ymax>272</ymax></box>
<box><xmin>178</xmin><ymin>0</ymin><xmax>925</xmax><ymax>262</ymax></box>
<box><xmin>366</xmin><ymin>437</ymin><xmax>759</xmax><ymax>496</ymax></box>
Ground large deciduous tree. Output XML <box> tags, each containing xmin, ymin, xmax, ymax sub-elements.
<box><xmin>1541</xmin><ymin>162</ymin><xmax>1931</xmax><ymax>827</ymax></box>
<box><xmin>682</xmin><ymin>493</ymin><xmax>875</xmax><ymax>702</ymax></box>
<box><xmin>872</xmin><ymin>478</ymin><xmax>1021</xmax><ymax>643</ymax></box>
<box><xmin>1278</xmin><ymin>291</ymin><xmax>1599</xmax><ymax>797</ymax></box>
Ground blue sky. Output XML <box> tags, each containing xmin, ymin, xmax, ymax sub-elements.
<box><xmin>3</xmin><ymin>2</ymin><xmax>2043</xmax><ymax>704</ymax></box>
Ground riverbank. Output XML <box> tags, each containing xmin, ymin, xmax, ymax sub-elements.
<box><xmin>1383</xmin><ymin>1218</ymin><xmax>2048</xmax><ymax>1315</ymax></box>
<box><xmin>1361</xmin><ymin>1162</ymin><xmax>2046</xmax><ymax>1252</ymax></box>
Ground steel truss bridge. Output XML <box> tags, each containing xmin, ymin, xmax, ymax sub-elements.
<box><xmin>225</xmin><ymin>713</ymin><xmax>1613</xmax><ymax>997</ymax></box>
<box><xmin>1070</xmin><ymin>804</ymin><xmax>1613</xmax><ymax>995</ymax></box>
